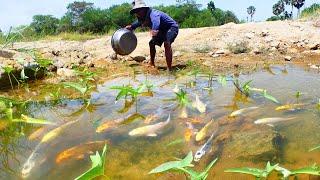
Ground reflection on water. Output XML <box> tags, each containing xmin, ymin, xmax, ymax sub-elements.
<box><xmin>0</xmin><ymin>64</ymin><xmax>320</xmax><ymax>179</ymax></box>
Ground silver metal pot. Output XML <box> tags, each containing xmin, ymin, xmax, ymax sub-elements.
<box><xmin>111</xmin><ymin>28</ymin><xmax>137</xmax><ymax>56</ymax></box>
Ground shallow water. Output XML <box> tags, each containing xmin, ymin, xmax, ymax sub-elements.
<box><xmin>0</xmin><ymin>64</ymin><xmax>320</xmax><ymax>180</ymax></box>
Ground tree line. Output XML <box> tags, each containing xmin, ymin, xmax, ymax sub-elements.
<box><xmin>0</xmin><ymin>1</ymin><xmax>239</xmax><ymax>40</ymax></box>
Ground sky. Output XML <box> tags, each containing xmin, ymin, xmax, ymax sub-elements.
<box><xmin>0</xmin><ymin>0</ymin><xmax>319</xmax><ymax>32</ymax></box>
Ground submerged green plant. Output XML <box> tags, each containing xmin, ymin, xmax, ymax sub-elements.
<box><xmin>111</xmin><ymin>84</ymin><xmax>147</xmax><ymax>112</ymax></box>
<box><xmin>75</xmin><ymin>144</ymin><xmax>108</xmax><ymax>180</ymax></box>
<box><xmin>263</xmin><ymin>90</ymin><xmax>280</xmax><ymax>104</ymax></box>
<box><xmin>225</xmin><ymin>162</ymin><xmax>320</xmax><ymax>179</ymax></box>
<box><xmin>149</xmin><ymin>151</ymin><xmax>218</xmax><ymax>180</ymax></box>
<box><xmin>218</xmin><ymin>75</ymin><xmax>227</xmax><ymax>87</ymax></box>
<box><xmin>2</xmin><ymin>66</ymin><xmax>19</xmax><ymax>90</ymax></box>
<box><xmin>309</xmin><ymin>145</ymin><xmax>320</xmax><ymax>152</ymax></box>
<box><xmin>225</xmin><ymin>162</ymin><xmax>278</xmax><ymax>179</ymax></box>
<box><xmin>175</xmin><ymin>89</ymin><xmax>190</xmax><ymax>107</ymax></box>
<box><xmin>233</xmin><ymin>79</ymin><xmax>252</xmax><ymax>97</ymax></box>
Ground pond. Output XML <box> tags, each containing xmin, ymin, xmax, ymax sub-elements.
<box><xmin>0</xmin><ymin>64</ymin><xmax>320</xmax><ymax>180</ymax></box>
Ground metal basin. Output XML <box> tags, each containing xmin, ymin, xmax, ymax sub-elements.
<box><xmin>111</xmin><ymin>28</ymin><xmax>137</xmax><ymax>56</ymax></box>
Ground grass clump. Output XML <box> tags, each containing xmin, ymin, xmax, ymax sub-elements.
<box><xmin>43</xmin><ymin>32</ymin><xmax>99</xmax><ymax>41</ymax></box>
<box><xmin>193</xmin><ymin>44</ymin><xmax>211</xmax><ymax>53</ymax></box>
<box><xmin>227</xmin><ymin>41</ymin><xmax>250</xmax><ymax>54</ymax></box>
<box><xmin>301</xmin><ymin>3</ymin><xmax>320</xmax><ymax>20</ymax></box>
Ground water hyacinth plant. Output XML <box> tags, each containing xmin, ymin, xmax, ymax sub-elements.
<box><xmin>225</xmin><ymin>162</ymin><xmax>320</xmax><ymax>179</ymax></box>
<box><xmin>149</xmin><ymin>151</ymin><xmax>218</xmax><ymax>180</ymax></box>
<box><xmin>75</xmin><ymin>144</ymin><xmax>108</xmax><ymax>180</ymax></box>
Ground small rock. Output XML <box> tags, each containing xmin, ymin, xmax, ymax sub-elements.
<box><xmin>260</xmin><ymin>30</ymin><xmax>269</xmax><ymax>37</ymax></box>
<box><xmin>308</xmin><ymin>43</ymin><xmax>320</xmax><ymax>50</ymax></box>
<box><xmin>252</xmin><ymin>48</ymin><xmax>262</xmax><ymax>55</ymax></box>
<box><xmin>57</xmin><ymin>68</ymin><xmax>76</xmax><ymax>78</ymax></box>
<box><xmin>245</xmin><ymin>33</ymin><xmax>255</xmax><ymax>39</ymax></box>
<box><xmin>284</xmin><ymin>56</ymin><xmax>293</xmax><ymax>61</ymax></box>
<box><xmin>173</xmin><ymin>51</ymin><xmax>182</xmax><ymax>57</ymax></box>
<box><xmin>207</xmin><ymin>51</ymin><xmax>215</xmax><ymax>56</ymax></box>
<box><xmin>132</xmin><ymin>56</ymin><xmax>146</xmax><ymax>62</ymax></box>
<box><xmin>212</xmin><ymin>54</ymin><xmax>220</xmax><ymax>58</ymax></box>
<box><xmin>265</xmin><ymin>37</ymin><xmax>273</xmax><ymax>43</ymax></box>
<box><xmin>288</xmin><ymin>48</ymin><xmax>298</xmax><ymax>53</ymax></box>
<box><xmin>271</xmin><ymin>41</ymin><xmax>280</xmax><ymax>49</ymax></box>
<box><xmin>215</xmin><ymin>49</ymin><xmax>229</xmax><ymax>55</ymax></box>
<box><xmin>314</xmin><ymin>20</ymin><xmax>320</xmax><ymax>27</ymax></box>
<box><xmin>0</xmin><ymin>49</ymin><xmax>15</xmax><ymax>58</ymax></box>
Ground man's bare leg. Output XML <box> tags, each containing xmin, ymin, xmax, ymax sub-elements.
<box><xmin>149</xmin><ymin>40</ymin><xmax>156</xmax><ymax>67</ymax></box>
<box><xmin>164</xmin><ymin>41</ymin><xmax>173</xmax><ymax>71</ymax></box>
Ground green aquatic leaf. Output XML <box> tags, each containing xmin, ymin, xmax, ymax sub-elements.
<box><xmin>195</xmin><ymin>158</ymin><xmax>218</xmax><ymax>180</ymax></box>
<box><xmin>5</xmin><ymin>108</ymin><xmax>13</xmax><ymax>120</ymax></box>
<box><xmin>175</xmin><ymin>89</ymin><xmax>190</xmax><ymax>106</ymax></box>
<box><xmin>166</xmin><ymin>138</ymin><xmax>185</xmax><ymax>147</ymax></box>
<box><xmin>263</xmin><ymin>90</ymin><xmax>280</xmax><ymax>104</ymax></box>
<box><xmin>290</xmin><ymin>164</ymin><xmax>320</xmax><ymax>176</ymax></box>
<box><xmin>63</xmin><ymin>82</ymin><xmax>88</xmax><ymax>95</ymax></box>
<box><xmin>309</xmin><ymin>145</ymin><xmax>320</xmax><ymax>152</ymax></box>
<box><xmin>149</xmin><ymin>151</ymin><xmax>194</xmax><ymax>174</ymax></box>
<box><xmin>275</xmin><ymin>166</ymin><xmax>292</xmax><ymax>179</ymax></box>
<box><xmin>225</xmin><ymin>162</ymin><xmax>278</xmax><ymax>178</ymax></box>
<box><xmin>225</xmin><ymin>167</ymin><xmax>264</xmax><ymax>177</ymax></box>
<box><xmin>218</xmin><ymin>75</ymin><xmax>227</xmax><ymax>86</ymax></box>
<box><xmin>11</xmin><ymin>114</ymin><xmax>56</xmax><ymax>125</ymax></box>
<box><xmin>75</xmin><ymin>144</ymin><xmax>108</xmax><ymax>180</ymax></box>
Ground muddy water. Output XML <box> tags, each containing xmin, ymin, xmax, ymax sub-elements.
<box><xmin>0</xmin><ymin>64</ymin><xmax>320</xmax><ymax>180</ymax></box>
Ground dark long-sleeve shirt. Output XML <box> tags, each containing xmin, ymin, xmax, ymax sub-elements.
<box><xmin>131</xmin><ymin>9</ymin><xmax>178</xmax><ymax>32</ymax></box>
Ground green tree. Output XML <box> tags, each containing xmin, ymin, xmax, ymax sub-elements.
<box><xmin>57</xmin><ymin>14</ymin><xmax>74</xmax><ymax>33</ymax></box>
<box><xmin>207</xmin><ymin>1</ymin><xmax>216</xmax><ymax>14</ymax></box>
<box><xmin>282</xmin><ymin>0</ymin><xmax>294</xmax><ymax>18</ymax></box>
<box><xmin>273</xmin><ymin>1</ymin><xmax>285</xmax><ymax>16</ymax></box>
<box><xmin>67</xmin><ymin>1</ymin><xmax>94</xmax><ymax>24</ymax></box>
<box><xmin>30</xmin><ymin>15</ymin><xmax>59</xmax><ymax>35</ymax></box>
<box><xmin>108</xmin><ymin>3</ymin><xmax>135</xmax><ymax>29</ymax></box>
<box><xmin>292</xmin><ymin>0</ymin><xmax>305</xmax><ymax>18</ymax></box>
<box><xmin>247</xmin><ymin>6</ymin><xmax>256</xmax><ymax>22</ymax></box>
<box><xmin>78</xmin><ymin>8</ymin><xmax>111</xmax><ymax>33</ymax></box>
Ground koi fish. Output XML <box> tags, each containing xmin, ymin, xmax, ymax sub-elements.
<box><xmin>179</xmin><ymin>106</ymin><xmax>188</xmax><ymax>118</ymax></box>
<box><xmin>254</xmin><ymin>117</ymin><xmax>296</xmax><ymax>124</ymax></box>
<box><xmin>173</xmin><ymin>84</ymin><xmax>179</xmax><ymax>93</ymax></box>
<box><xmin>194</xmin><ymin>130</ymin><xmax>219</xmax><ymax>162</ymax></box>
<box><xmin>275</xmin><ymin>103</ymin><xmax>306</xmax><ymax>111</ymax></box>
<box><xmin>28</xmin><ymin>127</ymin><xmax>47</xmax><ymax>141</ymax></box>
<box><xmin>55</xmin><ymin>141</ymin><xmax>107</xmax><ymax>164</ymax></box>
<box><xmin>196</xmin><ymin>120</ymin><xmax>214</xmax><ymax>142</ymax></box>
<box><xmin>96</xmin><ymin>120</ymin><xmax>117</xmax><ymax>133</ymax></box>
<box><xmin>192</xmin><ymin>94</ymin><xmax>206</xmax><ymax>113</ymax></box>
<box><xmin>22</xmin><ymin>120</ymin><xmax>79</xmax><ymax>177</ymax></box>
<box><xmin>129</xmin><ymin>114</ymin><xmax>171</xmax><ymax>137</ymax></box>
<box><xmin>229</xmin><ymin>107</ymin><xmax>259</xmax><ymax>117</ymax></box>
<box><xmin>41</xmin><ymin>120</ymin><xmax>78</xmax><ymax>143</ymax></box>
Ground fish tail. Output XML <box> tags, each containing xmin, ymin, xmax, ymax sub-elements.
<box><xmin>166</xmin><ymin>114</ymin><xmax>171</xmax><ymax>123</ymax></box>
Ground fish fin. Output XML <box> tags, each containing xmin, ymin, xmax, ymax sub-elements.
<box><xmin>147</xmin><ymin>133</ymin><xmax>157</xmax><ymax>137</ymax></box>
<box><xmin>267</xmin><ymin>124</ymin><xmax>274</xmax><ymax>127</ymax></box>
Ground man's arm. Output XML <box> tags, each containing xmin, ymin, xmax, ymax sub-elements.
<box><xmin>126</xmin><ymin>20</ymin><xmax>141</xmax><ymax>31</ymax></box>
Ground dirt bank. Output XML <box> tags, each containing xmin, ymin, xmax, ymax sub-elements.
<box><xmin>0</xmin><ymin>20</ymin><xmax>320</xmax><ymax>88</ymax></box>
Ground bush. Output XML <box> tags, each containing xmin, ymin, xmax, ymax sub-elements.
<box><xmin>301</xmin><ymin>3</ymin><xmax>320</xmax><ymax>19</ymax></box>
<box><xmin>227</xmin><ymin>41</ymin><xmax>250</xmax><ymax>54</ymax></box>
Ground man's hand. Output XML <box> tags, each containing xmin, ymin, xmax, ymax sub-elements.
<box><xmin>150</xmin><ymin>30</ymin><xmax>159</xmax><ymax>37</ymax></box>
<box><xmin>125</xmin><ymin>25</ymin><xmax>133</xmax><ymax>31</ymax></box>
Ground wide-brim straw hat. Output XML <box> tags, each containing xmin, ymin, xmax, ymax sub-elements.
<box><xmin>130</xmin><ymin>0</ymin><xmax>149</xmax><ymax>14</ymax></box>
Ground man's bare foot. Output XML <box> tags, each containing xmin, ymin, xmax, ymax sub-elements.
<box><xmin>148</xmin><ymin>62</ymin><xmax>156</xmax><ymax>67</ymax></box>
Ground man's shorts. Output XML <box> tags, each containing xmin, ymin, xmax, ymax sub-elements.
<box><xmin>150</xmin><ymin>27</ymin><xmax>179</xmax><ymax>47</ymax></box>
